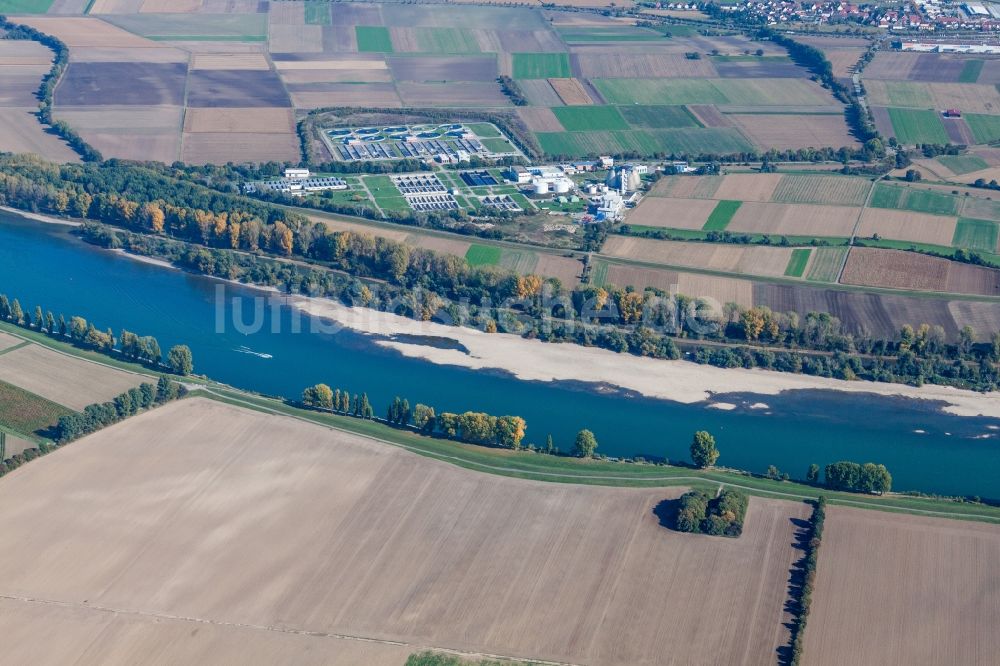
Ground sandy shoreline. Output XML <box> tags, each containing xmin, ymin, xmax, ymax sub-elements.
<box><xmin>1</xmin><ymin>206</ymin><xmax>81</xmax><ymax>227</ymax></box>
<box><xmin>288</xmin><ymin>294</ymin><xmax>1000</xmax><ymax>420</ymax></box>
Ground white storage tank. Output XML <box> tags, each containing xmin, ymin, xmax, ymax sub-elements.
<box><xmin>553</xmin><ymin>179</ymin><xmax>571</xmax><ymax>194</ymax></box>
<box><xmin>534</xmin><ymin>180</ymin><xmax>550</xmax><ymax>195</ymax></box>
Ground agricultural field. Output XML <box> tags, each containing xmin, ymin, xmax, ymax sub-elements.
<box><xmin>804</xmin><ymin>507</ymin><xmax>1000</xmax><ymax>666</ymax></box>
<box><xmin>841</xmin><ymin>247</ymin><xmax>1000</xmax><ymax>296</ymax></box>
<box><xmin>0</xmin><ymin>343</ymin><xmax>151</xmax><ymax>411</ymax></box>
<box><xmin>0</xmin><ymin>379</ymin><xmax>71</xmax><ymax>439</ymax></box>
<box><xmin>512</xmin><ymin>52</ymin><xmax>570</xmax><ymax>79</ymax></box>
<box><xmin>603</xmin><ymin>236</ymin><xmax>799</xmax><ymax>279</ymax></box>
<box><xmin>0</xmin><ymin>397</ymin><xmax>811</xmax><ymax>665</ymax></box>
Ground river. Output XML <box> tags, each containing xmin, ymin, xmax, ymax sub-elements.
<box><xmin>2</xmin><ymin>213</ymin><xmax>999</xmax><ymax>497</ymax></box>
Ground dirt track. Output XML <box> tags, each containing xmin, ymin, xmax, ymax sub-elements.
<box><xmin>0</xmin><ymin>398</ymin><xmax>809</xmax><ymax>666</ymax></box>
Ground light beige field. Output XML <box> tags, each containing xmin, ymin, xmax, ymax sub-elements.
<box><xmin>0</xmin><ymin>332</ymin><xmax>21</xmax><ymax>352</ymax></box>
<box><xmin>803</xmin><ymin>507</ymin><xmax>1000</xmax><ymax>666</ymax></box>
<box><xmin>604</xmin><ymin>237</ymin><xmax>794</xmax><ymax>277</ymax></box>
<box><xmin>269</xmin><ymin>24</ymin><xmax>325</xmax><ymax>53</ymax></box>
<box><xmin>713</xmin><ymin>173</ymin><xmax>783</xmax><ymax>202</ymax></box>
<box><xmin>865</xmin><ymin>79</ymin><xmax>1000</xmax><ymax>114</ymax></box>
<box><xmin>308</xmin><ymin>213</ymin><xmax>412</xmax><ymax>242</ymax></box>
<box><xmin>601</xmin><ymin>263</ymin><xmax>755</xmax><ymax>307</ymax></box>
<box><xmin>534</xmin><ymin>254</ymin><xmax>582</xmax><ymax>283</ymax></box>
<box><xmin>181</xmin><ymin>132</ymin><xmax>300</xmax><ymax>164</ymax></box>
<box><xmin>274</xmin><ymin>59</ymin><xmax>388</xmax><ymax>71</ymax></box>
<box><xmin>16</xmin><ymin>18</ymin><xmax>157</xmax><ymax>48</ymax></box>
<box><xmin>0</xmin><ymin>344</ymin><xmax>150</xmax><ymax>411</ymax></box>
<box><xmin>190</xmin><ymin>52</ymin><xmax>270</xmax><ymax>70</ymax></box>
<box><xmin>291</xmin><ymin>87</ymin><xmax>403</xmax><ymax>109</ymax></box>
<box><xmin>728</xmin><ymin>202</ymin><xmax>861</xmax><ymax>238</ymax></box>
<box><xmin>730</xmin><ymin>114</ymin><xmax>859</xmax><ymax>151</ymax></box>
<box><xmin>404</xmin><ymin>234</ymin><xmax>471</xmax><ymax>257</ymax></box>
<box><xmin>0</xmin><ymin>397</ymin><xmax>808</xmax><ymax>666</ymax></box>
<box><xmin>841</xmin><ymin>247</ymin><xmax>1000</xmax><ymax>296</ymax></box>
<box><xmin>649</xmin><ymin>175</ymin><xmax>723</xmax><ymax>199</ymax></box>
<box><xmin>89</xmin><ymin>0</ymin><xmax>143</xmax><ymax>13</ymax></box>
<box><xmin>0</xmin><ymin>108</ymin><xmax>80</xmax><ymax>163</ymax></box>
<box><xmin>856</xmin><ymin>208</ymin><xmax>958</xmax><ymax>246</ymax></box>
<box><xmin>0</xmin><ymin>433</ymin><xmax>34</xmax><ymax>459</ymax></box>
<box><xmin>548</xmin><ymin>77</ymin><xmax>594</xmax><ymax>105</ymax></box>
<box><xmin>279</xmin><ymin>68</ymin><xmax>393</xmax><ymax>84</ymax></box>
<box><xmin>183</xmin><ymin>107</ymin><xmax>295</xmax><ymax>133</ymax></box>
<box><xmin>0</xmin><ymin>41</ymin><xmax>53</xmax><ymax>66</ymax></box>
<box><xmin>141</xmin><ymin>0</ymin><xmax>203</xmax><ymax>11</ymax></box>
<box><xmin>54</xmin><ymin>105</ymin><xmax>183</xmax><ymax>163</ymax></box>
<box><xmin>67</xmin><ymin>46</ymin><xmax>187</xmax><ymax>63</ymax></box>
<box><xmin>627</xmin><ymin>197</ymin><xmax>718</xmax><ymax>229</ymax></box>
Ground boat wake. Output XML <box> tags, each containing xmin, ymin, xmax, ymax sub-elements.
<box><xmin>234</xmin><ymin>345</ymin><xmax>273</xmax><ymax>359</ymax></box>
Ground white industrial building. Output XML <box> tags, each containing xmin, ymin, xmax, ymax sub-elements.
<box><xmin>244</xmin><ymin>176</ymin><xmax>347</xmax><ymax>196</ymax></box>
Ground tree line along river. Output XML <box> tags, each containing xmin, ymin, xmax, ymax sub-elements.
<box><xmin>2</xmin><ymin>213</ymin><xmax>999</xmax><ymax>499</ymax></box>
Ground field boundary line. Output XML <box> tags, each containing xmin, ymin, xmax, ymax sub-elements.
<box><xmin>0</xmin><ymin>594</ymin><xmax>576</xmax><ymax>666</ymax></box>
<box><xmin>196</xmin><ymin>389</ymin><xmax>1000</xmax><ymax>523</ymax></box>
<box><xmin>0</xmin><ymin>340</ymin><xmax>30</xmax><ymax>356</ymax></box>
<box><xmin>838</xmin><ymin>178</ymin><xmax>878</xmax><ymax>283</ymax></box>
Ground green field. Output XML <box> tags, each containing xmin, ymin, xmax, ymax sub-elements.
<box><xmin>481</xmin><ymin>137</ymin><xmax>516</xmax><ymax>153</ymax></box>
<box><xmin>881</xmin><ymin>81</ymin><xmax>928</xmax><ymax>107</ymax></box>
<box><xmin>356</xmin><ymin>26</ymin><xmax>394</xmax><ymax>53</ymax></box>
<box><xmin>887</xmin><ymin>107</ymin><xmax>949</xmax><ymax>145</ymax></box>
<box><xmin>937</xmin><ymin>154</ymin><xmax>989</xmax><ymax>175</ymax></box>
<box><xmin>304</xmin><ymin>1</ymin><xmax>331</xmax><ymax>25</ymax></box>
<box><xmin>0</xmin><ymin>0</ymin><xmax>52</xmax><ymax>11</ymax></box>
<box><xmin>618</xmin><ymin>105</ymin><xmax>702</xmax><ymax>129</ymax></box>
<box><xmin>959</xmin><ymin>59</ymin><xmax>984</xmax><ymax>83</ymax></box>
<box><xmin>593</xmin><ymin>78</ymin><xmax>825</xmax><ymax>106</ymax></box>
<box><xmin>498</xmin><ymin>248</ymin><xmax>540</xmax><ymax>273</ymax></box>
<box><xmin>537</xmin><ymin>127</ymin><xmax>753</xmax><ymax>158</ymax></box>
<box><xmin>362</xmin><ymin>175</ymin><xmax>410</xmax><ymax>211</ymax></box>
<box><xmin>965</xmin><ymin>114</ymin><xmax>1000</xmax><ymax>144</ymax></box>
<box><xmin>467</xmin><ymin>122</ymin><xmax>500</xmax><ymax>138</ymax></box>
<box><xmin>414</xmin><ymin>27</ymin><xmax>480</xmax><ymax>53</ymax></box>
<box><xmin>557</xmin><ymin>26</ymin><xmax>665</xmax><ymax>42</ymax></box>
<box><xmin>953</xmin><ymin>218</ymin><xmax>999</xmax><ymax>252</ymax></box>
<box><xmin>805</xmin><ymin>247</ymin><xmax>847</xmax><ymax>282</ymax></box>
<box><xmin>551</xmin><ymin>105</ymin><xmax>629</xmax><ymax>131</ymax></box>
<box><xmin>0</xmin><ymin>379</ymin><xmax>72</xmax><ymax>438</ymax></box>
<box><xmin>870</xmin><ymin>183</ymin><xmax>958</xmax><ymax>216</ymax></box>
<box><xmin>702</xmin><ymin>200</ymin><xmax>741</xmax><ymax>231</ymax></box>
<box><xmin>784</xmin><ymin>248</ymin><xmax>812</xmax><ymax>277</ymax></box>
<box><xmin>512</xmin><ymin>52</ymin><xmax>571</xmax><ymax>79</ymax></box>
<box><xmin>465</xmin><ymin>244</ymin><xmax>502</xmax><ymax>266</ymax></box>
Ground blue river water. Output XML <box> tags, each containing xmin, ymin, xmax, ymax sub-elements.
<box><xmin>1</xmin><ymin>213</ymin><xmax>999</xmax><ymax>497</ymax></box>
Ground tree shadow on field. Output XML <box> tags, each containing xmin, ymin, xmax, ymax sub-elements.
<box><xmin>776</xmin><ymin>516</ymin><xmax>812</xmax><ymax>666</ymax></box>
<box><xmin>652</xmin><ymin>498</ymin><xmax>682</xmax><ymax>531</ymax></box>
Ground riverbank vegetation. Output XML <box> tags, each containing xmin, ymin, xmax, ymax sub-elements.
<box><xmin>676</xmin><ymin>488</ymin><xmax>749</xmax><ymax>537</ymax></box>
<box><xmin>1</xmin><ymin>153</ymin><xmax>998</xmax><ymax>394</ymax></box>
<box><xmin>0</xmin><ymin>291</ymin><xmax>194</xmax><ymax>375</ymax></box>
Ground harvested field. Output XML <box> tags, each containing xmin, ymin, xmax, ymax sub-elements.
<box><xmin>804</xmin><ymin>507</ymin><xmax>1000</xmax><ymax>666</ymax></box>
<box><xmin>105</xmin><ymin>13</ymin><xmax>267</xmax><ymax>39</ymax></box>
<box><xmin>55</xmin><ymin>104</ymin><xmax>184</xmax><ymax>162</ymax></box>
<box><xmin>68</xmin><ymin>46</ymin><xmax>187</xmax><ymax>63</ymax></box>
<box><xmin>387</xmin><ymin>55</ymin><xmax>496</xmax><ymax>82</ymax></box>
<box><xmin>0</xmin><ymin>344</ymin><xmax>150</xmax><ymax>411</ymax></box>
<box><xmin>0</xmin><ymin>398</ymin><xmax>808</xmax><ymax>666</ymax></box>
<box><xmin>0</xmin><ymin>70</ymin><xmax>49</xmax><ymax>107</ymax></box>
<box><xmin>55</xmin><ymin>62</ymin><xmax>187</xmax><ymax>107</ymax></box>
<box><xmin>856</xmin><ymin>209</ymin><xmax>958</xmax><ymax>246</ymax></box>
<box><xmin>141</xmin><ymin>0</ymin><xmax>203</xmax><ymax>10</ymax></box>
<box><xmin>863</xmin><ymin>52</ymin><xmax>917</xmax><ymax>80</ymax></box>
<box><xmin>649</xmin><ymin>175</ymin><xmax>722</xmax><ymax>199</ymax></box>
<box><xmin>280</xmin><ymin>68</ymin><xmax>392</xmax><ymax>83</ymax></box>
<box><xmin>0</xmin><ymin>108</ymin><xmax>79</xmax><ymax>163</ymax></box>
<box><xmin>14</xmin><ymin>17</ymin><xmax>158</xmax><ymax>48</ymax></box>
<box><xmin>574</xmin><ymin>52</ymin><xmax>717</xmax><ymax>79</ymax></box>
<box><xmin>728</xmin><ymin>202</ymin><xmax>860</xmax><ymax>238</ymax></box>
<box><xmin>47</xmin><ymin>0</ymin><xmax>92</xmax><ymax>13</ymax></box>
<box><xmin>943</xmin><ymin>118</ymin><xmax>977</xmax><ymax>145</ymax></box>
<box><xmin>321</xmin><ymin>26</ymin><xmax>360</xmax><ymax>53</ymax></box>
<box><xmin>186</xmin><ymin>70</ymin><xmax>290</xmax><ymax>108</ymax></box>
<box><xmin>627</xmin><ymin>197</ymin><xmax>718</xmax><ymax>230</ymax></box>
<box><xmin>290</xmin><ymin>84</ymin><xmax>402</xmax><ymax>109</ymax></box>
<box><xmin>516</xmin><ymin>106</ymin><xmax>564</xmax><ymax>132</ymax></box>
<box><xmin>395</xmin><ymin>82</ymin><xmax>508</xmax><ymax>107</ymax></box>
<box><xmin>771</xmin><ymin>175</ymin><xmax>871</xmax><ymax>206</ymax></box>
<box><xmin>841</xmin><ymin>247</ymin><xmax>1000</xmax><ymax>296</ymax></box>
<box><xmin>687</xmin><ymin>104</ymin><xmax>733</xmax><ymax>128</ymax></box>
<box><xmin>189</xmin><ymin>52</ymin><xmax>269</xmax><ymax>70</ymax></box>
<box><xmin>181</xmin><ymin>132</ymin><xmax>300</xmax><ymax>164</ymax></box>
<box><xmin>947</xmin><ymin>299</ymin><xmax>1000</xmax><ymax>338</ymax></box>
<box><xmin>89</xmin><ymin>0</ymin><xmax>143</xmax><ymax>13</ymax></box>
<box><xmin>713</xmin><ymin>173</ymin><xmax>782</xmax><ymax>202</ymax></box>
<box><xmin>604</xmin><ymin>237</ymin><xmax>794</xmax><ymax>277</ymax></box>
<box><xmin>269</xmin><ymin>24</ymin><xmax>325</xmax><ymax>53</ymax></box>
<box><xmin>729</xmin><ymin>114</ymin><xmax>858</xmax><ymax>150</ymax></box>
<box><xmin>517</xmin><ymin>78</ymin><xmax>563</xmax><ymax>106</ymax></box>
<box><xmin>0</xmin><ymin>332</ymin><xmax>21</xmax><ymax>352</ymax></box>
<box><xmin>537</xmin><ymin>127</ymin><xmax>752</xmax><ymax>157</ymax></box>
<box><xmin>869</xmin><ymin>106</ymin><xmax>895</xmax><ymax>139</ymax></box>
<box><xmin>533</xmin><ymin>254</ymin><xmax>582</xmax><ymax>284</ymax></box>
<box><xmin>183</xmin><ymin>107</ymin><xmax>294</xmax><ymax>133</ymax></box>
<box><xmin>548</xmin><ymin>78</ymin><xmax>594</xmax><ymax>105</ymax></box>
<box><xmin>0</xmin><ymin>41</ymin><xmax>52</xmax><ymax>66</ymax></box>
<box><xmin>405</xmin><ymin>234</ymin><xmax>471</xmax><ymax>258</ymax></box>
